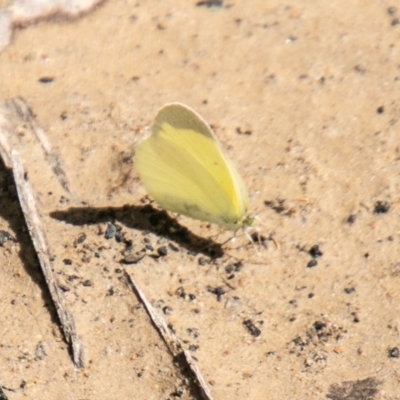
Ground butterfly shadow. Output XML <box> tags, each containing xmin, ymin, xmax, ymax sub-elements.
<box><xmin>49</xmin><ymin>203</ymin><xmax>224</xmax><ymax>258</ymax></box>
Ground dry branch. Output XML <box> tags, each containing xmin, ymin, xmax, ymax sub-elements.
<box><xmin>124</xmin><ymin>270</ymin><xmax>214</xmax><ymax>400</ymax></box>
<box><xmin>9</xmin><ymin>150</ymin><xmax>84</xmax><ymax>367</ymax></box>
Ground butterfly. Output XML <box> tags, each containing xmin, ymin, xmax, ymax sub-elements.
<box><xmin>135</xmin><ymin>103</ymin><xmax>255</xmax><ymax>234</ymax></box>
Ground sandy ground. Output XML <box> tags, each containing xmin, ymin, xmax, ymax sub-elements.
<box><xmin>0</xmin><ymin>1</ymin><xmax>400</xmax><ymax>399</ymax></box>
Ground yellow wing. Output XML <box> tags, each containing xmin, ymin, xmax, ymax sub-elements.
<box><xmin>135</xmin><ymin>103</ymin><xmax>251</xmax><ymax>231</ymax></box>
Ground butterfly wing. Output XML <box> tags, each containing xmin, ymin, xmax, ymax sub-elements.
<box><xmin>135</xmin><ymin>103</ymin><xmax>249</xmax><ymax>230</ymax></box>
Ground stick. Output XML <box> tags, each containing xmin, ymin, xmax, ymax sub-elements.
<box><xmin>124</xmin><ymin>270</ymin><xmax>214</xmax><ymax>400</ymax></box>
<box><xmin>9</xmin><ymin>149</ymin><xmax>84</xmax><ymax>368</ymax></box>
<box><xmin>5</xmin><ymin>97</ymin><xmax>71</xmax><ymax>194</ymax></box>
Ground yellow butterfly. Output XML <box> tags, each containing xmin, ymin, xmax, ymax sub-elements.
<box><xmin>135</xmin><ymin>103</ymin><xmax>255</xmax><ymax>233</ymax></box>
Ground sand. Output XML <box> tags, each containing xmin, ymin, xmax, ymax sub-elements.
<box><xmin>0</xmin><ymin>1</ymin><xmax>399</xmax><ymax>399</ymax></box>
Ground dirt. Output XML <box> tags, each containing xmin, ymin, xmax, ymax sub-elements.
<box><xmin>0</xmin><ymin>1</ymin><xmax>399</xmax><ymax>399</ymax></box>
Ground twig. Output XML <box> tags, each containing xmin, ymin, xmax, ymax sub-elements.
<box><xmin>5</xmin><ymin>97</ymin><xmax>71</xmax><ymax>194</ymax></box>
<box><xmin>124</xmin><ymin>270</ymin><xmax>214</xmax><ymax>400</ymax></box>
<box><xmin>9</xmin><ymin>149</ymin><xmax>84</xmax><ymax>368</ymax></box>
